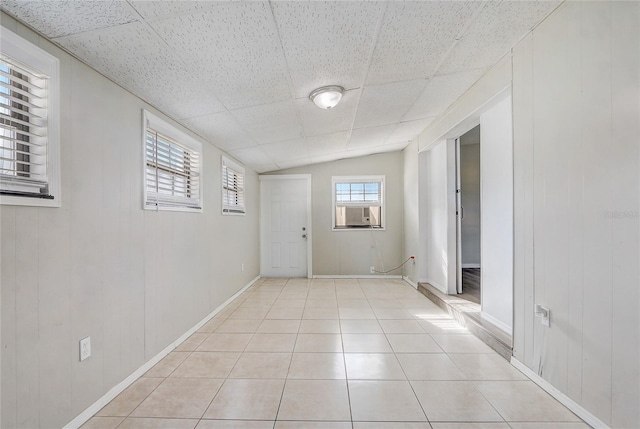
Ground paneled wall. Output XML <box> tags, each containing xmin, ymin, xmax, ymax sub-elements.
<box><xmin>402</xmin><ymin>139</ymin><xmax>420</xmax><ymax>284</ymax></box>
<box><xmin>420</xmin><ymin>140</ymin><xmax>456</xmax><ymax>293</ymax></box>
<box><xmin>480</xmin><ymin>96</ymin><xmax>513</xmax><ymax>333</ymax></box>
<box><xmin>1</xmin><ymin>14</ymin><xmax>260</xmax><ymax>428</ymax></box>
<box><xmin>512</xmin><ymin>2</ymin><xmax>639</xmax><ymax>427</ymax></box>
<box><xmin>265</xmin><ymin>152</ymin><xmax>404</xmax><ymax>276</ymax></box>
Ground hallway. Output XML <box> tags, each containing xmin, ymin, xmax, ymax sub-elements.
<box><xmin>82</xmin><ymin>278</ymin><xmax>586</xmax><ymax>429</ymax></box>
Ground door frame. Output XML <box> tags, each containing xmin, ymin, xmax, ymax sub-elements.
<box><xmin>259</xmin><ymin>174</ymin><xmax>313</xmax><ymax>278</ymax></box>
<box><xmin>455</xmin><ymin>137</ymin><xmax>463</xmax><ymax>294</ymax></box>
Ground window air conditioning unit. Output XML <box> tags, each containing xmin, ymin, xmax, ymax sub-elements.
<box><xmin>345</xmin><ymin>206</ymin><xmax>371</xmax><ymax>227</ymax></box>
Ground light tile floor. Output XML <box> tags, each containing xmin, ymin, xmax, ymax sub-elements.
<box><xmin>82</xmin><ymin>278</ymin><xmax>589</xmax><ymax>429</ymax></box>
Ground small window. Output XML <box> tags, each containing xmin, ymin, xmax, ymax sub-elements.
<box><xmin>222</xmin><ymin>156</ymin><xmax>245</xmax><ymax>215</ymax></box>
<box><xmin>332</xmin><ymin>175</ymin><xmax>385</xmax><ymax>230</ymax></box>
<box><xmin>143</xmin><ymin>110</ymin><xmax>202</xmax><ymax>211</ymax></box>
<box><xmin>1</xmin><ymin>27</ymin><xmax>60</xmax><ymax>207</ymax></box>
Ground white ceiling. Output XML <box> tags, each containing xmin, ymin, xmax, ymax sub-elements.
<box><xmin>1</xmin><ymin>0</ymin><xmax>560</xmax><ymax>173</ymax></box>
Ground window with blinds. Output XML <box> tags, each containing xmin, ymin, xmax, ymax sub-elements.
<box><xmin>222</xmin><ymin>156</ymin><xmax>245</xmax><ymax>214</ymax></box>
<box><xmin>143</xmin><ymin>110</ymin><xmax>202</xmax><ymax>212</ymax></box>
<box><xmin>332</xmin><ymin>176</ymin><xmax>385</xmax><ymax>229</ymax></box>
<box><xmin>0</xmin><ymin>55</ymin><xmax>50</xmax><ymax>198</ymax></box>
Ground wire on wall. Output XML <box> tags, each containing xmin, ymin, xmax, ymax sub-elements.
<box><xmin>372</xmin><ymin>256</ymin><xmax>415</xmax><ymax>274</ymax></box>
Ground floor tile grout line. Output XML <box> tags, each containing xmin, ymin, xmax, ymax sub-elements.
<box><xmin>88</xmin><ymin>279</ymin><xmax>582</xmax><ymax>427</ymax></box>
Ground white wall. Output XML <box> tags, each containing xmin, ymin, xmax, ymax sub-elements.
<box><xmin>512</xmin><ymin>2</ymin><xmax>639</xmax><ymax>427</ymax></box>
<box><xmin>402</xmin><ymin>140</ymin><xmax>420</xmax><ymax>284</ymax></box>
<box><xmin>265</xmin><ymin>152</ymin><xmax>404</xmax><ymax>276</ymax></box>
<box><xmin>480</xmin><ymin>96</ymin><xmax>513</xmax><ymax>333</ymax></box>
<box><xmin>0</xmin><ymin>14</ymin><xmax>260</xmax><ymax>429</ymax></box>
<box><xmin>460</xmin><ymin>141</ymin><xmax>481</xmax><ymax>266</ymax></box>
<box><xmin>421</xmin><ymin>140</ymin><xmax>457</xmax><ymax>294</ymax></box>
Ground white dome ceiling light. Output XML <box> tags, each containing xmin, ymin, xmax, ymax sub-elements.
<box><xmin>309</xmin><ymin>85</ymin><xmax>344</xmax><ymax>110</ymax></box>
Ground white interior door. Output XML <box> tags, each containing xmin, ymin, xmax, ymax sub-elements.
<box><xmin>260</xmin><ymin>175</ymin><xmax>311</xmax><ymax>278</ymax></box>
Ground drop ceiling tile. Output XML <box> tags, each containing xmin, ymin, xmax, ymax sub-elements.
<box><xmin>346</xmin><ymin>141</ymin><xmax>407</xmax><ymax>158</ymax></box>
<box><xmin>366</xmin><ymin>1</ymin><xmax>481</xmax><ymax>85</ymax></box>
<box><xmin>182</xmin><ymin>112</ymin><xmax>257</xmax><ymax>152</ymax></box>
<box><xmin>228</xmin><ymin>146</ymin><xmax>273</xmax><ymax>170</ymax></box>
<box><xmin>353</xmin><ymin>80</ymin><xmax>427</xmax><ymax>129</ymax></box>
<box><xmin>55</xmin><ymin>22</ymin><xmax>225</xmax><ymax>120</ymax></box>
<box><xmin>3</xmin><ymin>0</ymin><xmax>139</xmax><ymax>38</ymax></box>
<box><xmin>271</xmin><ymin>1</ymin><xmax>385</xmax><ymax>98</ymax></box>
<box><xmin>377</xmin><ymin>141</ymin><xmax>411</xmax><ymax>153</ymax></box>
<box><xmin>438</xmin><ymin>1</ymin><xmax>561</xmax><ymax>74</ymax></box>
<box><xmin>128</xmin><ymin>1</ymin><xmax>219</xmax><ymax>21</ymax></box>
<box><xmin>311</xmin><ymin>153</ymin><xmax>346</xmax><ymax>165</ymax></box>
<box><xmin>386</xmin><ymin>118</ymin><xmax>435</xmax><ymax>145</ymax></box>
<box><xmin>347</xmin><ymin>124</ymin><xmax>396</xmax><ymax>151</ymax></box>
<box><xmin>295</xmin><ymin>89</ymin><xmax>361</xmax><ymax>137</ymax></box>
<box><xmin>403</xmin><ymin>69</ymin><xmax>485</xmax><ymax>122</ymax></box>
<box><xmin>261</xmin><ymin>138</ymin><xmax>309</xmax><ymax>163</ymax></box>
<box><xmin>276</xmin><ymin>158</ymin><xmax>313</xmax><ymax>171</ymax></box>
<box><xmin>150</xmin><ymin>1</ymin><xmax>292</xmax><ymax>110</ymax></box>
<box><xmin>231</xmin><ymin>101</ymin><xmax>304</xmax><ymax>145</ymax></box>
<box><xmin>256</xmin><ymin>163</ymin><xmax>279</xmax><ymax>174</ymax></box>
<box><xmin>306</xmin><ymin>132</ymin><xmax>350</xmax><ymax>158</ymax></box>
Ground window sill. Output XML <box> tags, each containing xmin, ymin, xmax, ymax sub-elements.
<box><xmin>144</xmin><ymin>204</ymin><xmax>202</xmax><ymax>213</ymax></box>
<box><xmin>332</xmin><ymin>226</ymin><xmax>385</xmax><ymax>232</ymax></box>
<box><xmin>0</xmin><ymin>194</ymin><xmax>61</xmax><ymax>208</ymax></box>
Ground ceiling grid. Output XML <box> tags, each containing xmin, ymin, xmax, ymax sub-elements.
<box><xmin>1</xmin><ymin>0</ymin><xmax>561</xmax><ymax>172</ymax></box>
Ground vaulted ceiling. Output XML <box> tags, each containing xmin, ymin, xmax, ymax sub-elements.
<box><xmin>1</xmin><ymin>1</ymin><xmax>559</xmax><ymax>172</ymax></box>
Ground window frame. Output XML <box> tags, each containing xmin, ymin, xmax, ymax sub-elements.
<box><xmin>332</xmin><ymin>175</ymin><xmax>385</xmax><ymax>231</ymax></box>
<box><xmin>221</xmin><ymin>155</ymin><xmax>246</xmax><ymax>216</ymax></box>
<box><xmin>142</xmin><ymin>110</ymin><xmax>203</xmax><ymax>213</ymax></box>
<box><xmin>0</xmin><ymin>27</ymin><xmax>60</xmax><ymax>207</ymax></box>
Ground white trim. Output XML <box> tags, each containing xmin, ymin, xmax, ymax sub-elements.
<box><xmin>510</xmin><ymin>358</ymin><xmax>609</xmax><ymax>429</ymax></box>
<box><xmin>221</xmin><ymin>155</ymin><xmax>246</xmax><ymax>215</ymax></box>
<box><xmin>402</xmin><ymin>276</ymin><xmax>418</xmax><ymax>289</ymax></box>
<box><xmin>480</xmin><ymin>311</ymin><xmax>512</xmax><ymax>335</ymax></box>
<box><xmin>462</xmin><ymin>263</ymin><xmax>481</xmax><ymax>269</ymax></box>
<box><xmin>313</xmin><ymin>274</ymin><xmax>402</xmax><ymax>280</ymax></box>
<box><xmin>62</xmin><ymin>276</ymin><xmax>260</xmax><ymax>429</ymax></box>
<box><xmin>0</xmin><ymin>27</ymin><xmax>61</xmax><ymax>208</ymax></box>
<box><xmin>331</xmin><ymin>175</ymin><xmax>386</xmax><ymax>231</ymax></box>
<box><xmin>426</xmin><ymin>279</ymin><xmax>447</xmax><ymax>294</ymax></box>
<box><xmin>259</xmin><ymin>174</ymin><xmax>311</xmax><ymax>181</ymax></box>
<box><xmin>306</xmin><ymin>175</ymin><xmax>313</xmax><ymax>278</ymax></box>
<box><xmin>259</xmin><ymin>174</ymin><xmax>313</xmax><ymax>278</ymax></box>
<box><xmin>142</xmin><ymin>110</ymin><xmax>203</xmax><ymax>213</ymax></box>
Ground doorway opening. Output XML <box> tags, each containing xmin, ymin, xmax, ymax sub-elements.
<box><xmin>456</xmin><ymin>125</ymin><xmax>481</xmax><ymax>305</ymax></box>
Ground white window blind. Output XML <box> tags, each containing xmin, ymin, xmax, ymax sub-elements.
<box><xmin>145</xmin><ymin>128</ymin><xmax>201</xmax><ymax>209</ymax></box>
<box><xmin>222</xmin><ymin>157</ymin><xmax>245</xmax><ymax>214</ymax></box>
<box><xmin>0</xmin><ymin>55</ymin><xmax>51</xmax><ymax>198</ymax></box>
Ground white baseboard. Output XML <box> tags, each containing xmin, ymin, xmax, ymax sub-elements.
<box><xmin>461</xmin><ymin>263</ymin><xmax>481</xmax><ymax>268</ymax></box>
<box><xmin>402</xmin><ymin>276</ymin><xmax>418</xmax><ymax>289</ymax></box>
<box><xmin>312</xmin><ymin>274</ymin><xmax>403</xmax><ymax>279</ymax></box>
<box><xmin>425</xmin><ymin>279</ymin><xmax>447</xmax><ymax>294</ymax></box>
<box><xmin>510</xmin><ymin>358</ymin><xmax>609</xmax><ymax>429</ymax></box>
<box><xmin>63</xmin><ymin>275</ymin><xmax>261</xmax><ymax>429</ymax></box>
<box><xmin>480</xmin><ymin>311</ymin><xmax>512</xmax><ymax>336</ymax></box>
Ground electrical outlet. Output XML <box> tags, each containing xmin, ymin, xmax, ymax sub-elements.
<box><xmin>370</xmin><ymin>266</ymin><xmax>375</xmax><ymax>274</ymax></box>
<box><xmin>535</xmin><ymin>305</ymin><xmax>550</xmax><ymax>327</ymax></box>
<box><xmin>79</xmin><ymin>337</ymin><xmax>91</xmax><ymax>361</ymax></box>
